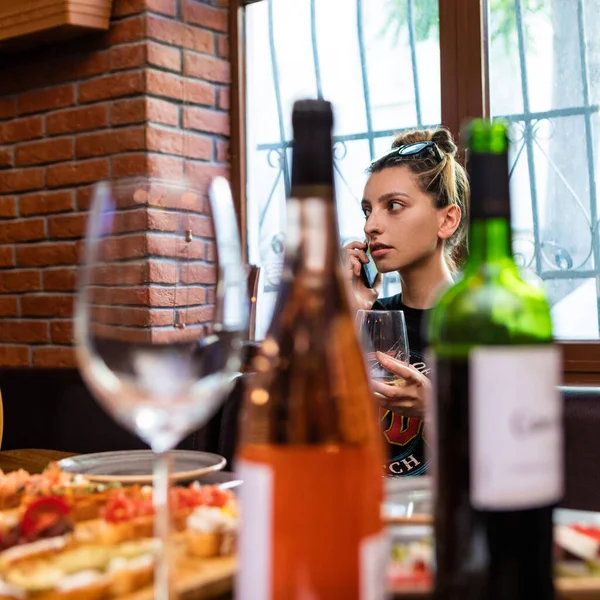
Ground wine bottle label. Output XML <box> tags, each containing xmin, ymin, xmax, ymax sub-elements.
<box><xmin>235</xmin><ymin>459</ymin><xmax>273</xmax><ymax>600</ymax></box>
<box><xmin>360</xmin><ymin>531</ymin><xmax>388</xmax><ymax>600</ymax></box>
<box><xmin>470</xmin><ymin>346</ymin><xmax>563</xmax><ymax>509</ymax></box>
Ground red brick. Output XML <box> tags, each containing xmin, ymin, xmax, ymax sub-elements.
<box><xmin>111</xmin><ymin>98</ymin><xmax>147</xmax><ymax>126</ymax></box>
<box><xmin>183</xmin><ymin>25</ymin><xmax>214</xmax><ymax>54</ymax></box>
<box><xmin>183</xmin><ymin>305</ymin><xmax>213</xmax><ymax>324</ymax></box>
<box><xmin>217</xmin><ymin>87</ymin><xmax>230</xmax><ymax>110</ymax></box>
<box><xmin>90</xmin><ymin>264</ymin><xmax>139</xmax><ymax>286</ymax></box>
<box><xmin>0</xmin><ymin>346</ymin><xmax>30</xmax><ymax>367</ymax></box>
<box><xmin>0</xmin><ymin>321</ymin><xmax>48</xmax><ymax>343</ymax></box>
<box><xmin>216</xmin><ymin>139</ymin><xmax>228</xmax><ymax>163</ymax></box>
<box><xmin>114</xmin><ymin>209</ymin><xmax>147</xmax><ymax>233</ymax></box>
<box><xmin>185</xmin><ymin>162</ymin><xmax>229</xmax><ymax>192</ymax></box>
<box><xmin>33</xmin><ymin>347</ymin><xmax>76</xmax><ymax>368</ymax></box>
<box><xmin>0</xmin><ymin>168</ymin><xmax>44</xmax><ymax>193</ymax></box>
<box><xmin>18</xmin><ymin>85</ymin><xmax>75</xmax><ymax>115</ymax></box>
<box><xmin>148</xmin><ymin>154</ymin><xmax>184</xmax><ymax>178</ymax></box>
<box><xmin>183</xmin><ymin>1</ymin><xmax>228</xmax><ymax>32</ymax></box>
<box><xmin>0</xmin><ymin>65</ymin><xmax>48</xmax><ymax>96</ymax></box>
<box><xmin>147</xmin><ymin>98</ymin><xmax>179</xmax><ymax>126</ymax></box>
<box><xmin>1</xmin><ymin>115</ymin><xmax>43</xmax><ymax>143</ymax></box>
<box><xmin>0</xmin><ymin>147</ymin><xmax>12</xmax><ymax>168</ymax></box>
<box><xmin>48</xmin><ymin>214</ymin><xmax>88</xmax><ymax>239</ymax></box>
<box><xmin>16</xmin><ymin>138</ymin><xmax>74</xmax><ymax>167</ymax></box>
<box><xmin>0</xmin><ymin>219</ymin><xmax>45</xmax><ymax>243</ymax></box>
<box><xmin>184</xmin><ymin>52</ymin><xmax>230</xmax><ymax>84</ymax></box>
<box><xmin>148</xmin><ymin>42</ymin><xmax>181</xmax><ymax>73</ymax></box>
<box><xmin>0</xmin><ymin>247</ymin><xmax>14</xmax><ymax>267</ymax></box>
<box><xmin>90</xmin><ymin>323</ymin><xmax>153</xmax><ymax>343</ymax></box>
<box><xmin>149</xmin><ymin>260</ymin><xmax>178</xmax><ymax>283</ymax></box>
<box><xmin>112</xmin><ymin>0</ymin><xmax>145</xmax><ymax>16</ymax></box>
<box><xmin>147</xmin><ymin>209</ymin><xmax>178</xmax><ymax>232</ymax></box>
<box><xmin>76</xmin><ymin>127</ymin><xmax>146</xmax><ymax>158</ymax></box>
<box><xmin>112</xmin><ymin>153</ymin><xmax>148</xmax><ymax>177</ymax></box>
<box><xmin>106</xmin><ymin>15</ymin><xmax>145</xmax><ymax>45</ymax></box>
<box><xmin>0</xmin><ymin>97</ymin><xmax>16</xmax><ymax>120</ymax></box>
<box><xmin>47</xmin><ymin>105</ymin><xmax>108</xmax><ymax>135</ymax></box>
<box><xmin>205</xmin><ymin>241</ymin><xmax>216</xmax><ymax>262</ymax></box>
<box><xmin>184</xmin><ymin>80</ymin><xmax>215</xmax><ymax>107</ymax></box>
<box><xmin>0</xmin><ymin>297</ymin><xmax>18</xmax><ymax>316</ymax></box>
<box><xmin>146</xmin><ymin>127</ymin><xmax>212</xmax><ymax>160</ymax></box>
<box><xmin>0</xmin><ymin>270</ymin><xmax>41</xmax><ymax>293</ymax></box>
<box><xmin>146</xmin><ymin>0</ymin><xmax>177</xmax><ymax>16</ymax></box>
<box><xmin>44</xmin><ymin>268</ymin><xmax>77</xmax><ymax>291</ymax></box>
<box><xmin>50</xmin><ymin>53</ymin><xmax>110</xmax><ymax>84</ymax></box>
<box><xmin>20</xmin><ymin>190</ymin><xmax>74</xmax><ymax>216</ymax></box>
<box><xmin>147</xmin><ymin>70</ymin><xmax>184</xmax><ymax>100</ymax></box>
<box><xmin>17</xmin><ymin>242</ymin><xmax>78</xmax><ymax>267</ymax></box>
<box><xmin>151</xmin><ymin>324</ymin><xmax>206</xmax><ymax>343</ymax></box>
<box><xmin>181</xmin><ymin>263</ymin><xmax>217</xmax><ymax>284</ymax></box>
<box><xmin>47</xmin><ymin>159</ymin><xmax>110</xmax><ymax>188</ymax></box>
<box><xmin>22</xmin><ymin>294</ymin><xmax>73</xmax><ymax>317</ymax></box>
<box><xmin>76</xmin><ymin>186</ymin><xmax>95</xmax><ymax>211</ymax></box>
<box><xmin>217</xmin><ymin>35</ymin><xmax>229</xmax><ymax>59</ymax></box>
<box><xmin>218</xmin><ymin>0</ymin><xmax>228</xmax><ymax>6</ymax></box>
<box><xmin>110</xmin><ymin>43</ymin><xmax>147</xmax><ymax>71</ymax></box>
<box><xmin>0</xmin><ymin>197</ymin><xmax>16</xmax><ymax>217</ymax></box>
<box><xmin>102</xmin><ymin>233</ymin><xmax>147</xmax><ymax>260</ymax></box>
<box><xmin>183</xmin><ymin>106</ymin><xmax>229</xmax><ymax>135</ymax></box>
<box><xmin>146</xmin><ymin>14</ymin><xmax>183</xmax><ymax>46</ymax></box>
<box><xmin>186</xmin><ymin>134</ymin><xmax>214</xmax><ymax>161</ymax></box>
<box><xmin>146</xmin><ymin>126</ymin><xmax>183</xmax><ymax>156</ymax></box>
<box><xmin>188</xmin><ymin>214</ymin><xmax>213</xmax><ymax>237</ymax></box>
<box><xmin>93</xmin><ymin>305</ymin><xmax>172</xmax><ymax>327</ymax></box>
<box><xmin>79</xmin><ymin>71</ymin><xmax>145</xmax><ymax>104</ymax></box>
<box><xmin>50</xmin><ymin>321</ymin><xmax>73</xmax><ymax>344</ymax></box>
<box><xmin>147</xmin><ymin>233</ymin><xmax>204</xmax><ymax>259</ymax></box>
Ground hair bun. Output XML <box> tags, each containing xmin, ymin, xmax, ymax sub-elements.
<box><xmin>391</xmin><ymin>128</ymin><xmax>457</xmax><ymax>158</ymax></box>
<box><xmin>431</xmin><ymin>128</ymin><xmax>457</xmax><ymax>157</ymax></box>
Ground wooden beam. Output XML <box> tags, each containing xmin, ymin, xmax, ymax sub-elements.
<box><xmin>439</xmin><ymin>0</ymin><xmax>488</xmax><ymax>150</ymax></box>
<box><xmin>229</xmin><ymin>0</ymin><xmax>248</xmax><ymax>262</ymax></box>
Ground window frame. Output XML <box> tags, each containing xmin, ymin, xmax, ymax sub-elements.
<box><xmin>230</xmin><ymin>0</ymin><xmax>600</xmax><ymax>383</ymax></box>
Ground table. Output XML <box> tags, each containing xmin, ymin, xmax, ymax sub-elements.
<box><xmin>0</xmin><ymin>450</ymin><xmax>595</xmax><ymax>599</ymax></box>
<box><xmin>0</xmin><ymin>448</ymin><xmax>74</xmax><ymax>473</ymax></box>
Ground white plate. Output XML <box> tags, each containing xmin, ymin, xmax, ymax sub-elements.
<box><xmin>58</xmin><ymin>450</ymin><xmax>226</xmax><ymax>484</ymax></box>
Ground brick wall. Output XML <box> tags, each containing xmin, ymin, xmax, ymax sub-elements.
<box><xmin>0</xmin><ymin>0</ymin><xmax>231</xmax><ymax>368</ymax></box>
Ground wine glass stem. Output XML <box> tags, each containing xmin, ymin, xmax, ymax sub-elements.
<box><xmin>154</xmin><ymin>450</ymin><xmax>174</xmax><ymax>600</ymax></box>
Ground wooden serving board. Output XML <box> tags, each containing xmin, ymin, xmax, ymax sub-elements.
<box><xmin>123</xmin><ymin>556</ymin><xmax>236</xmax><ymax>600</ymax></box>
<box><xmin>389</xmin><ymin>577</ymin><xmax>600</xmax><ymax>599</ymax></box>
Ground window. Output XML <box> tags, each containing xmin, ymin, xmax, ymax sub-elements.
<box><xmin>234</xmin><ymin>0</ymin><xmax>600</xmax><ymax>378</ymax></box>
<box><xmin>243</xmin><ymin>0</ymin><xmax>441</xmax><ymax>338</ymax></box>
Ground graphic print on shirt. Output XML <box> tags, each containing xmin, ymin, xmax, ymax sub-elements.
<box><xmin>381</xmin><ymin>347</ymin><xmax>430</xmax><ymax>477</ymax></box>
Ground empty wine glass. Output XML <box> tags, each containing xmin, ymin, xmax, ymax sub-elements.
<box><xmin>355</xmin><ymin>309</ymin><xmax>409</xmax><ymax>383</ymax></box>
<box><xmin>75</xmin><ymin>175</ymin><xmax>247</xmax><ymax>599</ymax></box>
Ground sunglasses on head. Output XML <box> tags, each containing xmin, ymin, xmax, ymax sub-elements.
<box><xmin>371</xmin><ymin>141</ymin><xmax>444</xmax><ymax>166</ymax></box>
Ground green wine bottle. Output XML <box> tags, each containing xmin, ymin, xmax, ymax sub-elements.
<box><xmin>428</xmin><ymin>119</ymin><xmax>563</xmax><ymax>600</ymax></box>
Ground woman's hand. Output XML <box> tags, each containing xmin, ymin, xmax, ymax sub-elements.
<box><xmin>371</xmin><ymin>351</ymin><xmax>430</xmax><ymax>418</ymax></box>
<box><xmin>341</xmin><ymin>241</ymin><xmax>381</xmax><ymax>310</ymax></box>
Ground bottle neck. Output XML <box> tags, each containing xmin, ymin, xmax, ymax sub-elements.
<box><xmin>464</xmin><ymin>217</ymin><xmax>514</xmax><ymax>270</ymax></box>
<box><xmin>283</xmin><ymin>184</ymin><xmax>340</xmax><ymax>280</ymax></box>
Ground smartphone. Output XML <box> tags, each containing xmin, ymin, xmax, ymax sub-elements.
<box><xmin>359</xmin><ymin>246</ymin><xmax>378</xmax><ymax>288</ymax></box>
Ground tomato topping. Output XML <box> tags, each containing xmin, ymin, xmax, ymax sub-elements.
<box><xmin>21</xmin><ymin>496</ymin><xmax>71</xmax><ymax>539</ymax></box>
<box><xmin>572</xmin><ymin>525</ymin><xmax>600</xmax><ymax>541</ymax></box>
<box><xmin>102</xmin><ymin>495</ymin><xmax>137</xmax><ymax>523</ymax></box>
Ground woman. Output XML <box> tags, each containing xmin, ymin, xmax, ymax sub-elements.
<box><xmin>343</xmin><ymin>128</ymin><xmax>469</xmax><ymax>477</ymax></box>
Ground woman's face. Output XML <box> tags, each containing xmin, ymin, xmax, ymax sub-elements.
<box><xmin>361</xmin><ymin>165</ymin><xmax>446</xmax><ymax>273</ymax></box>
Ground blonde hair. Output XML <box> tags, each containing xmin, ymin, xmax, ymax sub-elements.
<box><xmin>367</xmin><ymin>128</ymin><xmax>470</xmax><ymax>272</ymax></box>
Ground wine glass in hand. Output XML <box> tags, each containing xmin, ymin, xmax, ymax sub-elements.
<box><xmin>75</xmin><ymin>176</ymin><xmax>247</xmax><ymax>599</ymax></box>
<box><xmin>355</xmin><ymin>309</ymin><xmax>409</xmax><ymax>383</ymax></box>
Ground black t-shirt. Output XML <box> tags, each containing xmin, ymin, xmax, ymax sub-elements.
<box><xmin>372</xmin><ymin>294</ymin><xmax>430</xmax><ymax>477</ymax></box>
